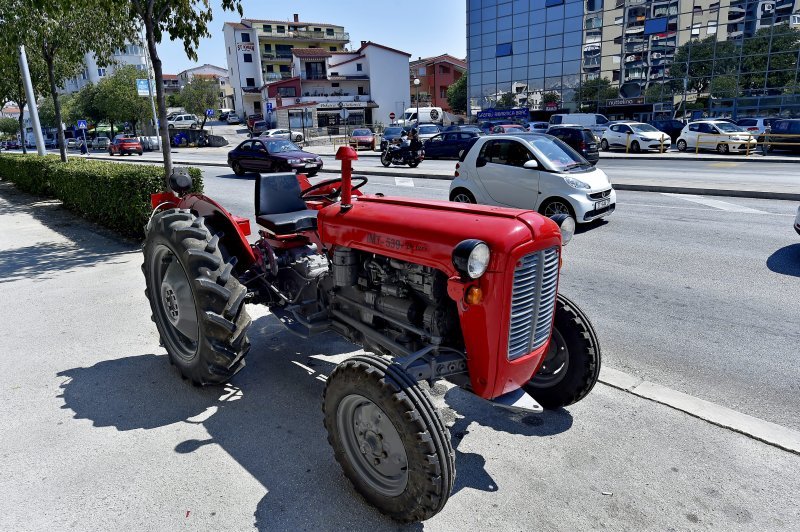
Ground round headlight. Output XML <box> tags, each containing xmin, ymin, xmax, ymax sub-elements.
<box><xmin>549</xmin><ymin>214</ymin><xmax>575</xmax><ymax>246</ymax></box>
<box><xmin>453</xmin><ymin>239</ymin><xmax>491</xmax><ymax>279</ymax></box>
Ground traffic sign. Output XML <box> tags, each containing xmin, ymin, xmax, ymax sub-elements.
<box><xmin>266</xmin><ymin>102</ymin><xmax>273</xmax><ymax>112</ymax></box>
<box><xmin>339</xmin><ymin>108</ymin><xmax>349</xmax><ymax>120</ymax></box>
<box><xmin>389</xmin><ymin>112</ymin><xmax>395</xmax><ymax>120</ymax></box>
<box><xmin>76</xmin><ymin>120</ymin><xmax>88</xmax><ymax>130</ymax></box>
<box><xmin>205</xmin><ymin>109</ymin><xmax>214</xmax><ymax>117</ymax></box>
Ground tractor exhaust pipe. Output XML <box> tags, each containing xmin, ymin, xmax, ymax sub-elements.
<box><xmin>335</xmin><ymin>146</ymin><xmax>358</xmax><ymax>211</ymax></box>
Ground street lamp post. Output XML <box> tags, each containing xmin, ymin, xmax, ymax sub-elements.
<box><xmin>414</xmin><ymin>78</ymin><xmax>420</xmax><ymax>128</ymax></box>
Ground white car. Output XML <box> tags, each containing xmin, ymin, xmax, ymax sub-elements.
<box><xmin>416</xmin><ymin>124</ymin><xmax>441</xmax><ymax>142</ymax></box>
<box><xmin>449</xmin><ymin>133</ymin><xmax>616</xmax><ymax>224</ymax></box>
<box><xmin>735</xmin><ymin>117</ymin><xmax>780</xmax><ymax>136</ymax></box>
<box><xmin>260</xmin><ymin>128</ymin><xmax>304</xmax><ymax>143</ymax></box>
<box><xmin>601</xmin><ymin>122</ymin><xmax>670</xmax><ymax>152</ymax></box>
<box><xmin>167</xmin><ymin>114</ymin><xmax>198</xmax><ymax>129</ymax></box>
<box><xmin>794</xmin><ymin>205</ymin><xmax>800</xmax><ymax>235</ymax></box>
<box><xmin>676</xmin><ymin>120</ymin><xmax>757</xmax><ymax>153</ymax></box>
<box><xmin>92</xmin><ymin>136</ymin><xmax>110</xmax><ymax>149</ymax></box>
<box><xmin>226</xmin><ymin>114</ymin><xmax>241</xmax><ymax>125</ymax></box>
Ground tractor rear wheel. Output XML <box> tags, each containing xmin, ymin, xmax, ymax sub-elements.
<box><xmin>524</xmin><ymin>293</ymin><xmax>601</xmax><ymax>408</ymax></box>
<box><xmin>142</xmin><ymin>209</ymin><xmax>251</xmax><ymax>385</ymax></box>
<box><xmin>323</xmin><ymin>354</ymin><xmax>455</xmax><ymax>522</ymax></box>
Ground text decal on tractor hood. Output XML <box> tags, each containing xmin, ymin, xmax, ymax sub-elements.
<box><xmin>367</xmin><ymin>233</ymin><xmax>428</xmax><ymax>253</ymax></box>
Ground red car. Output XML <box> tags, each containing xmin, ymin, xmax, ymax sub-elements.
<box><xmin>491</xmin><ymin>124</ymin><xmax>527</xmax><ymax>134</ymax></box>
<box><xmin>348</xmin><ymin>128</ymin><xmax>375</xmax><ymax>150</ymax></box>
<box><xmin>108</xmin><ymin>135</ymin><xmax>143</xmax><ymax>156</ymax></box>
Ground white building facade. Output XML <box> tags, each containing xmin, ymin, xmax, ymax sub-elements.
<box><xmin>61</xmin><ymin>43</ymin><xmax>149</xmax><ymax>94</ymax></box>
<box><xmin>223</xmin><ymin>22</ymin><xmax>265</xmax><ymax>117</ymax></box>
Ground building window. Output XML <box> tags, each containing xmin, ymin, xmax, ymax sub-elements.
<box><xmin>545</xmin><ymin>0</ymin><xmax>563</xmax><ymax>6</ymax></box>
<box><xmin>326</xmin><ymin>28</ymin><xmax>334</xmax><ymax>36</ymax></box>
<box><xmin>691</xmin><ymin>22</ymin><xmax>701</xmax><ymax>36</ymax></box>
<box><xmin>264</xmin><ymin>43</ymin><xmax>272</xmax><ymax>51</ymax></box>
<box><xmin>356</xmin><ymin>63</ymin><xmax>363</xmax><ymax>71</ymax></box>
<box><xmin>277</xmin><ymin>25</ymin><xmax>285</xmax><ymax>34</ymax></box>
<box><xmin>263</xmin><ymin>24</ymin><xmax>271</xmax><ymax>32</ymax></box>
<box><xmin>643</xmin><ymin>17</ymin><xmax>668</xmax><ymax>35</ymax></box>
<box><xmin>277</xmin><ymin>87</ymin><xmax>297</xmax><ymax>97</ymax></box>
<box><xmin>243</xmin><ymin>53</ymin><xmax>252</xmax><ymax>63</ymax></box>
<box><xmin>313</xmin><ymin>27</ymin><xmax>321</xmax><ymax>32</ymax></box>
<box><xmin>439</xmin><ymin>65</ymin><xmax>450</xmax><ymax>74</ymax></box>
<box><xmin>791</xmin><ymin>14</ymin><xmax>800</xmax><ymax>25</ymax></box>
<box><xmin>417</xmin><ymin>66</ymin><xmax>426</xmax><ymax>76</ymax></box>
<box><xmin>496</xmin><ymin>42</ymin><xmax>513</xmax><ymax>57</ymax></box>
<box><xmin>254</xmin><ymin>101</ymin><xmax>261</xmax><ymax>112</ymax></box>
<box><xmin>586</xmin><ymin>0</ymin><xmax>602</xmax><ymax>11</ymax></box>
<box><xmin>707</xmin><ymin>22</ymin><xmax>717</xmax><ymax>35</ymax></box>
<box><xmin>358</xmin><ymin>86</ymin><xmax>365</xmax><ymax>95</ymax></box>
<box><xmin>246</xmin><ymin>77</ymin><xmax>255</xmax><ymax>87</ymax></box>
<box><xmin>97</xmin><ymin>68</ymin><xmax>107</xmax><ymax>77</ymax></box>
<box><xmin>614</xmin><ymin>16</ymin><xmax>623</xmax><ymax>25</ymax></box>
<box><xmin>710</xmin><ymin>2</ymin><xmax>719</xmax><ymax>13</ymax></box>
<box><xmin>440</xmin><ymin>86</ymin><xmax>447</xmax><ymax>98</ymax></box>
<box><xmin>612</xmin><ymin>70</ymin><xmax>620</xmax><ymax>81</ymax></box>
<box><xmin>266</xmin><ymin>65</ymin><xmax>274</xmax><ymax>72</ymax></box>
<box><xmin>330</xmin><ymin>46</ymin><xmax>336</xmax><ymax>51</ymax></box>
<box><xmin>241</xmin><ymin>33</ymin><xmax>250</xmax><ymax>42</ymax></box>
<box><xmin>331</xmin><ymin>82</ymin><xmax>340</xmax><ymax>87</ymax></box>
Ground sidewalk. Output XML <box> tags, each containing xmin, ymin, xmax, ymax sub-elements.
<box><xmin>1</xmin><ymin>180</ymin><xmax>799</xmax><ymax>530</ymax></box>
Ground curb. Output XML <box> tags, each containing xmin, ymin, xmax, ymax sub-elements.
<box><xmin>599</xmin><ymin>367</ymin><xmax>800</xmax><ymax>455</ymax></box>
<box><xmin>601</xmin><ymin>153</ymin><xmax>799</xmax><ymax>164</ymax></box>
<box><xmin>86</xmin><ymin>156</ymin><xmax>799</xmax><ymax>201</ymax></box>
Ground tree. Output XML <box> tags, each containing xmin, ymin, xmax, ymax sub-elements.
<box><xmin>0</xmin><ymin>0</ymin><xmax>133</xmax><ymax>161</ymax></box>
<box><xmin>496</xmin><ymin>92</ymin><xmax>515</xmax><ymax>109</ymax></box>
<box><xmin>542</xmin><ymin>92</ymin><xmax>561</xmax><ymax>106</ymax></box>
<box><xmin>709</xmin><ymin>75</ymin><xmax>738</xmax><ymax>99</ymax></box>
<box><xmin>644</xmin><ymin>83</ymin><xmax>673</xmax><ymax>103</ymax></box>
<box><xmin>178</xmin><ymin>77</ymin><xmax>218</xmax><ymax>129</ymax></box>
<box><xmin>95</xmin><ymin>65</ymin><xmax>151</xmax><ymax>136</ymax></box>
<box><xmin>574</xmin><ymin>78</ymin><xmax>618</xmax><ymax>109</ymax></box>
<box><xmin>127</xmin><ymin>0</ymin><xmax>244</xmax><ymax>184</ymax></box>
<box><xmin>0</xmin><ymin>117</ymin><xmax>19</xmax><ymax>137</ymax></box>
<box><xmin>740</xmin><ymin>26</ymin><xmax>800</xmax><ymax>92</ymax></box>
<box><xmin>167</xmin><ymin>93</ymin><xmax>183</xmax><ymax>107</ymax></box>
<box><xmin>446</xmin><ymin>74</ymin><xmax>467</xmax><ymax>114</ymax></box>
<box><xmin>671</xmin><ymin>35</ymin><xmax>737</xmax><ymax>96</ymax></box>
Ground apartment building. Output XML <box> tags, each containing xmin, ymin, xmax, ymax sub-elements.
<box><xmin>61</xmin><ymin>43</ymin><xmax>149</xmax><ymax>94</ymax></box>
<box><xmin>409</xmin><ymin>54</ymin><xmax>467</xmax><ymax>113</ymax></box>
<box><xmin>223</xmin><ymin>14</ymin><xmax>350</xmax><ymax>117</ymax></box>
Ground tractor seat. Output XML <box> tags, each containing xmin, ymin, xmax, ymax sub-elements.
<box><xmin>255</xmin><ymin>173</ymin><xmax>318</xmax><ymax>235</ymax></box>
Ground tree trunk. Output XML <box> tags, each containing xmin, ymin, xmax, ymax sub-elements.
<box><xmin>45</xmin><ymin>55</ymin><xmax>67</xmax><ymax>162</ymax></box>
<box><xmin>132</xmin><ymin>120</ymin><xmax>137</xmax><ymax>136</ymax></box>
<box><xmin>144</xmin><ymin>16</ymin><xmax>172</xmax><ymax>187</ymax></box>
<box><xmin>110</xmin><ymin>121</ymin><xmax>114</xmax><ymax>140</ymax></box>
<box><xmin>18</xmin><ymin>104</ymin><xmax>27</xmax><ymax>155</ymax></box>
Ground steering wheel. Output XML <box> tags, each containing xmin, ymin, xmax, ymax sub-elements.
<box><xmin>300</xmin><ymin>176</ymin><xmax>368</xmax><ymax>202</ymax></box>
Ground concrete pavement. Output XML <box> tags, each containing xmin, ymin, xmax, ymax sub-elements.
<box><xmin>2</xmin><ymin>179</ymin><xmax>799</xmax><ymax>530</ymax></box>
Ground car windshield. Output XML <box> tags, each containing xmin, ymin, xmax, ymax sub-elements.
<box><xmin>264</xmin><ymin>139</ymin><xmax>300</xmax><ymax>153</ymax></box>
<box><xmin>419</xmin><ymin>126</ymin><xmax>439</xmax><ymax>134</ymax></box>
<box><xmin>527</xmin><ymin>136</ymin><xmax>588</xmax><ymax>172</ymax></box>
<box><xmin>715</xmin><ymin>122</ymin><xmax>744</xmax><ymax>133</ymax></box>
<box><xmin>631</xmin><ymin>124</ymin><xmax>660</xmax><ymax>133</ymax></box>
<box><xmin>352</xmin><ymin>129</ymin><xmax>371</xmax><ymax>136</ymax></box>
<box><xmin>384</xmin><ymin>127</ymin><xmax>403</xmax><ymax>136</ymax></box>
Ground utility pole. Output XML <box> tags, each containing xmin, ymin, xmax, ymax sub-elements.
<box><xmin>19</xmin><ymin>45</ymin><xmax>45</xmax><ymax>155</ymax></box>
<box><xmin>141</xmin><ymin>28</ymin><xmax>159</xmax><ymax>149</ymax></box>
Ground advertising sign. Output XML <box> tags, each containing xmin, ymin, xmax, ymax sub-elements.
<box><xmin>475</xmin><ymin>108</ymin><xmax>529</xmax><ymax>120</ymax></box>
<box><xmin>136</xmin><ymin>79</ymin><xmax>151</xmax><ymax>97</ymax></box>
<box><xmin>606</xmin><ymin>97</ymin><xmax>645</xmax><ymax>107</ymax></box>
<box><xmin>237</xmin><ymin>43</ymin><xmax>256</xmax><ymax>52</ymax></box>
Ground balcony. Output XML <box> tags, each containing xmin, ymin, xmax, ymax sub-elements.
<box><xmin>260</xmin><ymin>30</ymin><xmax>349</xmax><ymax>42</ymax></box>
<box><xmin>300</xmin><ymin>72</ymin><xmax>328</xmax><ymax>80</ymax></box>
<box><xmin>263</xmin><ymin>72</ymin><xmax>293</xmax><ymax>81</ymax></box>
<box><xmin>262</xmin><ymin>52</ymin><xmax>293</xmax><ymax>62</ymax></box>
<box><xmin>295</xmin><ymin>94</ymin><xmax>371</xmax><ymax>104</ymax></box>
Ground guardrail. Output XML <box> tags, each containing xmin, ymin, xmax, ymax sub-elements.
<box><xmin>694</xmin><ymin>132</ymin><xmax>800</xmax><ymax>156</ymax></box>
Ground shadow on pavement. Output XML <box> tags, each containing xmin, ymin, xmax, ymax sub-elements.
<box><xmin>575</xmin><ymin>218</ymin><xmax>609</xmax><ymax>235</ymax></box>
<box><xmin>56</xmin><ymin>310</ymin><xmax>574</xmax><ymax>529</ymax></box>
<box><xmin>766</xmin><ymin>244</ymin><xmax>800</xmax><ymax>278</ymax></box>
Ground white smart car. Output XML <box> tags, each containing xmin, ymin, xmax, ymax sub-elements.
<box><xmin>449</xmin><ymin>133</ymin><xmax>616</xmax><ymax>223</ymax></box>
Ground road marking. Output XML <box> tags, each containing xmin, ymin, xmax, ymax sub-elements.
<box><xmin>708</xmin><ymin>162</ymin><xmax>743</xmax><ymax>168</ymax></box>
<box><xmin>394</xmin><ymin>177</ymin><xmax>415</xmax><ymax>187</ymax></box>
<box><xmin>661</xmin><ymin>193</ymin><xmax>768</xmax><ymax>214</ymax></box>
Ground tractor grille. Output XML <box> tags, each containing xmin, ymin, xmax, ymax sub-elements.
<box><xmin>507</xmin><ymin>247</ymin><xmax>560</xmax><ymax>360</ymax></box>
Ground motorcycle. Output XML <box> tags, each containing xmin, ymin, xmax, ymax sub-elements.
<box><xmin>380</xmin><ymin>144</ymin><xmax>424</xmax><ymax>168</ymax></box>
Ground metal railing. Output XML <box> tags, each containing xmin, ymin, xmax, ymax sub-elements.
<box><xmin>695</xmin><ymin>132</ymin><xmax>800</xmax><ymax>156</ymax></box>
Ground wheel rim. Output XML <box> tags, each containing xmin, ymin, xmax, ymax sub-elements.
<box><xmin>233</xmin><ymin>162</ymin><xmax>241</xmax><ymax>174</ymax></box>
<box><xmin>529</xmin><ymin>327</ymin><xmax>569</xmax><ymax>388</ymax></box>
<box><xmin>150</xmin><ymin>244</ymin><xmax>198</xmax><ymax>360</ymax></box>
<box><xmin>337</xmin><ymin>394</ymin><xmax>408</xmax><ymax>497</ymax></box>
<box><xmin>544</xmin><ymin>200</ymin><xmax>571</xmax><ymax>217</ymax></box>
<box><xmin>453</xmin><ymin>193</ymin><xmax>473</xmax><ymax>203</ymax></box>
<box><xmin>601</xmin><ymin>140</ymin><xmax>608</xmax><ymax>150</ymax></box>
<box><xmin>678</xmin><ymin>141</ymin><xmax>686</xmax><ymax>150</ymax></box>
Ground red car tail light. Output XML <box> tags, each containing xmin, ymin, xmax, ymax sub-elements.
<box><xmin>455</xmin><ymin>162</ymin><xmax>460</xmax><ymax>177</ymax></box>
<box><xmin>579</xmin><ymin>141</ymin><xmax>587</xmax><ymax>150</ymax></box>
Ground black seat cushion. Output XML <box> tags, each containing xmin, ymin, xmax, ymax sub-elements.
<box><xmin>257</xmin><ymin>210</ymin><xmax>318</xmax><ymax>235</ymax></box>
<box><xmin>254</xmin><ymin>172</ymin><xmax>317</xmax><ymax>234</ymax></box>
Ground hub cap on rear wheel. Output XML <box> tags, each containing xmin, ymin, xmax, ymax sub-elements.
<box><xmin>151</xmin><ymin>245</ymin><xmax>198</xmax><ymax>360</ymax></box>
<box><xmin>337</xmin><ymin>394</ymin><xmax>408</xmax><ymax>497</ymax></box>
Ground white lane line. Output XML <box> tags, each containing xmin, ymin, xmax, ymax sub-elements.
<box><xmin>622</xmin><ymin>203</ymin><xmax>793</xmax><ymax>216</ymax></box>
<box><xmin>660</xmin><ymin>193</ymin><xmax>769</xmax><ymax>214</ymax></box>
<box><xmin>394</xmin><ymin>177</ymin><xmax>415</xmax><ymax>187</ymax></box>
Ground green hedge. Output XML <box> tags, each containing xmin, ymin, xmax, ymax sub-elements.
<box><xmin>0</xmin><ymin>154</ymin><xmax>202</xmax><ymax>238</ymax></box>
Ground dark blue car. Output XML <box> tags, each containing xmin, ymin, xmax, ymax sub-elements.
<box><xmin>423</xmin><ymin>131</ymin><xmax>481</xmax><ymax>159</ymax></box>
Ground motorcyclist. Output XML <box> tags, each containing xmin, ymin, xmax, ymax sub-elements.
<box><xmin>398</xmin><ymin>128</ymin><xmax>422</xmax><ymax>162</ymax></box>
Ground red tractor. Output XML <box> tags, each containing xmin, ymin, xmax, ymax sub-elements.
<box><xmin>142</xmin><ymin>147</ymin><xmax>601</xmax><ymax>522</ymax></box>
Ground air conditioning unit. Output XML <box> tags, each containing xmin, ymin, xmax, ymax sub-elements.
<box><xmin>295</xmin><ymin>98</ymin><xmax>301</xmax><ymax>103</ymax></box>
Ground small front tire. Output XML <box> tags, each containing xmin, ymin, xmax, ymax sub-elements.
<box><xmin>600</xmin><ymin>139</ymin><xmax>609</xmax><ymax>151</ymax></box>
<box><xmin>630</xmin><ymin>140</ymin><xmax>641</xmax><ymax>153</ymax></box>
<box><xmin>380</xmin><ymin>152</ymin><xmax>392</xmax><ymax>167</ymax></box>
<box><xmin>231</xmin><ymin>161</ymin><xmax>245</xmax><ymax>177</ymax></box>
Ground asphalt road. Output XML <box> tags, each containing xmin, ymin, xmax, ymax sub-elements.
<box><xmin>2</xmin><ymin>181</ymin><xmax>799</xmax><ymax>530</ymax></box>
<box><xmin>198</xmin><ymin>165</ymin><xmax>800</xmax><ymax>431</ymax></box>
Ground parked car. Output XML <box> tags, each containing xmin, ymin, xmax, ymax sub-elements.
<box><xmin>549</xmin><ymin>113</ymin><xmax>610</xmax><ymax>138</ymax></box>
<box><xmin>66</xmin><ymin>138</ymin><xmax>82</xmax><ymax>149</ymax></box>
<box><xmin>761</xmin><ymin>119</ymin><xmax>800</xmax><ymax>152</ymax></box>
<box><xmin>92</xmin><ymin>136</ymin><xmax>110</xmax><ymax>150</ymax></box>
<box><xmin>228</xmin><ymin>138</ymin><xmax>322</xmax><ymax>177</ymax></box>
<box><xmin>217</xmin><ymin>108</ymin><xmax>234</xmax><ymax>120</ymax></box>
<box><xmin>526</xmin><ymin>121</ymin><xmax>550</xmax><ymax>132</ymax></box>
<box><xmin>449</xmin><ymin>133</ymin><xmax>616</xmax><ymax>223</ymax></box>
<box><xmin>167</xmin><ymin>114</ymin><xmax>198</xmax><ymax>129</ymax></box>
<box><xmin>260</xmin><ymin>128</ymin><xmax>304</xmax><ymax>143</ymax></box>
<box><xmin>226</xmin><ymin>114</ymin><xmax>242</xmax><ymax>125</ymax></box>
<box><xmin>379</xmin><ymin>126</ymin><xmax>406</xmax><ymax>151</ymax></box>
<box><xmin>348</xmin><ymin>128</ymin><xmax>376</xmax><ymax>150</ymax></box>
<box><xmin>795</xmin><ymin>205</ymin><xmax>800</xmax><ymax>235</ymax></box>
<box><xmin>416</xmin><ymin>124</ymin><xmax>441</xmax><ymax>142</ymax></box>
<box><xmin>108</xmin><ymin>134</ymin><xmax>143</xmax><ymax>156</ymax></box>
<box><xmin>601</xmin><ymin>122</ymin><xmax>669</xmax><ymax>153</ymax></box>
<box><xmin>649</xmin><ymin>119</ymin><xmax>686</xmax><ymax>143</ymax></box>
<box><xmin>547</xmin><ymin>125</ymin><xmax>600</xmax><ymax>164</ymax></box>
<box><xmin>676</xmin><ymin>120</ymin><xmax>757</xmax><ymax>153</ymax></box>
<box><xmin>491</xmin><ymin>124</ymin><xmax>527</xmax><ymax>134</ymax></box>
<box><xmin>249</xmin><ymin>120</ymin><xmax>269</xmax><ymax>137</ymax></box>
<box><xmin>424</xmin><ymin>131</ymin><xmax>481</xmax><ymax>159</ymax></box>
<box><xmin>735</xmin><ymin>117</ymin><xmax>780</xmax><ymax>136</ymax></box>
<box><xmin>246</xmin><ymin>113</ymin><xmax>264</xmax><ymax>131</ymax></box>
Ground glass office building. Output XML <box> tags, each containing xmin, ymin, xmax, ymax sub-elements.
<box><xmin>467</xmin><ymin>0</ymin><xmax>800</xmax><ymax>121</ymax></box>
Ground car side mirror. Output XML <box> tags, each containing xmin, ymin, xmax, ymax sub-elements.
<box><xmin>476</xmin><ymin>156</ymin><xmax>487</xmax><ymax>168</ymax></box>
<box><xmin>169</xmin><ymin>167</ymin><xmax>192</xmax><ymax>195</ymax></box>
<box><xmin>523</xmin><ymin>160</ymin><xmax>539</xmax><ymax>169</ymax></box>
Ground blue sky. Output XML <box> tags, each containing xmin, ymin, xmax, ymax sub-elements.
<box><xmin>157</xmin><ymin>0</ymin><xmax>467</xmax><ymax>74</ymax></box>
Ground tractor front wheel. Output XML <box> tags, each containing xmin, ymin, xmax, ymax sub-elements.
<box><xmin>142</xmin><ymin>209</ymin><xmax>251</xmax><ymax>385</ymax></box>
<box><xmin>524</xmin><ymin>293</ymin><xmax>601</xmax><ymax>408</ymax></box>
<box><xmin>323</xmin><ymin>354</ymin><xmax>455</xmax><ymax>522</ymax></box>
